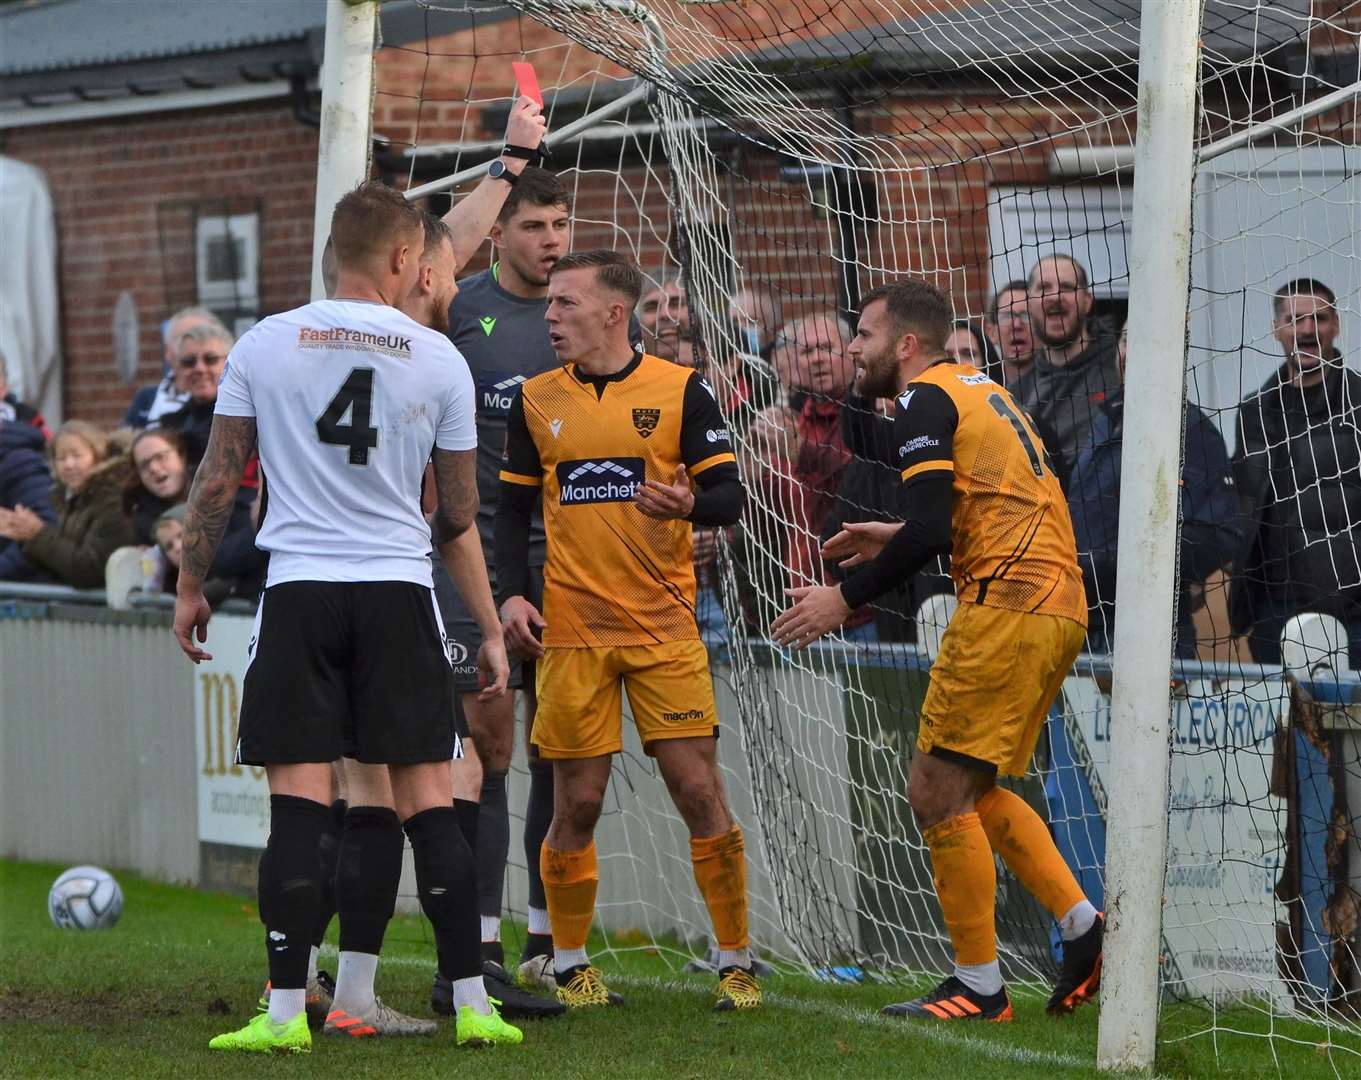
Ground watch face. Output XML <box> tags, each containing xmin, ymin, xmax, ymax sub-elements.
<box><xmin>488</xmin><ymin>160</ymin><xmax>506</xmax><ymax>178</ymax></box>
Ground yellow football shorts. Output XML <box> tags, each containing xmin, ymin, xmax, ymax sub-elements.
<box><xmin>918</xmin><ymin>601</ymin><xmax>1085</xmax><ymax>776</ymax></box>
<box><xmin>533</xmin><ymin>639</ymin><xmax>718</xmax><ymax>759</ymax></box>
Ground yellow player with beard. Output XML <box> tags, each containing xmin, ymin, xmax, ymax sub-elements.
<box><xmin>773</xmin><ymin>279</ymin><xmax>1103</xmax><ymax>1024</ymax></box>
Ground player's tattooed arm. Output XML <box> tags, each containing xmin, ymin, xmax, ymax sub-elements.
<box><xmin>174</xmin><ymin>414</ymin><xmax>255</xmax><ymax>663</ymax></box>
<box><xmin>179</xmin><ymin>415</ymin><xmax>257</xmax><ymax>587</ymax></box>
<box><xmin>430</xmin><ymin>447</ymin><xmax>480</xmax><ymax>545</ymax></box>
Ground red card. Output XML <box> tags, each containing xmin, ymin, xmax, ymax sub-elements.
<box><xmin>511</xmin><ymin>61</ymin><xmax>543</xmax><ymax>107</ymax></box>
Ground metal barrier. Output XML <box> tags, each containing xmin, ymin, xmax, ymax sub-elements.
<box><xmin>0</xmin><ymin>596</ymin><xmax>197</xmax><ymax>884</ymax></box>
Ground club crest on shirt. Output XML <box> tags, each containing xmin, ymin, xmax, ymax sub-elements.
<box><xmin>632</xmin><ymin>408</ymin><xmax>661</xmax><ymax>438</ymax></box>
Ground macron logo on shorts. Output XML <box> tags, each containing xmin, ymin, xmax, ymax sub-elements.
<box><xmin>556</xmin><ymin>457</ymin><xmax>645</xmax><ymax>504</ymax></box>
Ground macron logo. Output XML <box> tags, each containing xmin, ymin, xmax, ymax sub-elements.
<box><xmin>480</xmin><ymin>316</ymin><xmax>497</xmax><ymax>336</ymax></box>
<box><xmin>550</xmin><ymin>419</ymin><xmax>563</xmax><ymax>438</ymax></box>
<box><xmin>482</xmin><ymin>374</ymin><xmax>525</xmax><ymax>412</ymax></box>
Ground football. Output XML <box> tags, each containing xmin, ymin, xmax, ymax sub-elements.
<box><xmin>48</xmin><ymin>866</ymin><xmax>123</xmax><ymax>931</ymax></box>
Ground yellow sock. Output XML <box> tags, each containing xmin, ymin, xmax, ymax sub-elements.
<box><xmin>976</xmin><ymin>786</ymin><xmax>1086</xmax><ymax>921</ymax></box>
<box><xmin>923</xmin><ymin>812</ymin><xmax>996</xmax><ymax>966</ymax></box>
<box><xmin>540</xmin><ymin>841</ymin><xmax>598</xmax><ymax>952</ymax></box>
<box><xmin>690</xmin><ymin>826</ymin><xmax>749</xmax><ymax>951</ymax></box>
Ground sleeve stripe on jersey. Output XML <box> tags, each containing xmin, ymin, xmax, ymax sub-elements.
<box><xmin>499</xmin><ymin>469</ymin><xmax>542</xmax><ymax>487</ymax></box>
<box><xmin>688</xmin><ymin>451</ymin><xmax>737</xmax><ymax>477</ymax></box>
<box><xmin>901</xmin><ymin>460</ymin><xmax>953</xmax><ymax>483</ymax></box>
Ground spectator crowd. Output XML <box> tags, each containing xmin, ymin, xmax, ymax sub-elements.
<box><xmin>3</xmin><ymin>255</ymin><xmax>1358</xmax><ymax>667</ymax></box>
<box><xmin>639</xmin><ymin>258</ymin><xmax>1360</xmax><ymax>666</ymax></box>
<box><xmin>0</xmin><ymin>308</ymin><xmax>266</xmax><ymax>602</ymax></box>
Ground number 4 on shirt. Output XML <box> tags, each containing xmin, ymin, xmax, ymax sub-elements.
<box><xmin>316</xmin><ymin>367</ymin><xmax>379</xmax><ymax>465</ymax></box>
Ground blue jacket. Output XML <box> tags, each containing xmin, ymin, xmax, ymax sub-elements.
<box><xmin>0</xmin><ymin>421</ymin><xmax>59</xmax><ymax>580</ymax></box>
<box><xmin>1067</xmin><ymin>387</ymin><xmax>1244</xmax><ymax>653</ymax></box>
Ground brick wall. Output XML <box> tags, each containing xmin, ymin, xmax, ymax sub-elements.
<box><xmin>4</xmin><ymin>101</ymin><xmax>318</xmax><ymax>427</ymax></box>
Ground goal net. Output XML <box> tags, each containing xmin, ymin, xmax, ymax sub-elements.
<box><xmin>383</xmin><ymin>0</ymin><xmax>1361</xmax><ymax>1063</ymax></box>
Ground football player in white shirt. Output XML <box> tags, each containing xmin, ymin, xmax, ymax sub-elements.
<box><xmin>174</xmin><ymin>182</ymin><xmax>520</xmax><ymax>1054</ymax></box>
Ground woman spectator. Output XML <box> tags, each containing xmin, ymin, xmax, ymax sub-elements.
<box><xmin>124</xmin><ymin>428</ymin><xmax>192</xmax><ymax>543</ymax></box>
<box><xmin>123</xmin><ymin>427</ymin><xmax>266</xmax><ymax>598</ymax></box>
<box><xmin>0</xmin><ymin>420</ymin><xmax>134</xmax><ymax>589</ymax></box>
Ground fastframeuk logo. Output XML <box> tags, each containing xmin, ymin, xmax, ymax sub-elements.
<box><xmin>556</xmin><ymin>457</ymin><xmax>645</xmax><ymax>505</ymax></box>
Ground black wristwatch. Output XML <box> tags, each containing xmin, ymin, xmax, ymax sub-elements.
<box><xmin>487</xmin><ymin>158</ymin><xmax>519</xmax><ymax>185</ymax></box>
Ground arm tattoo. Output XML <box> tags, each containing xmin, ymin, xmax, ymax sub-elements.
<box><xmin>431</xmin><ymin>448</ymin><xmax>479</xmax><ymax>545</ymax></box>
<box><xmin>180</xmin><ymin>415</ymin><xmax>257</xmax><ymax>584</ymax></box>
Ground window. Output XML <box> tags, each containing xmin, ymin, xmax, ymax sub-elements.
<box><xmin>195</xmin><ymin>212</ymin><xmax>258</xmax><ymax>312</ymax></box>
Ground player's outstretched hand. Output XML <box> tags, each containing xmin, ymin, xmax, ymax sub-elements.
<box><xmin>173</xmin><ymin>590</ymin><xmax>214</xmax><ymax>663</ymax></box>
<box><xmin>477</xmin><ymin>635</ymin><xmax>511</xmax><ymax>701</ymax></box>
<box><xmin>501</xmin><ymin>595</ymin><xmax>546</xmax><ymax>659</ymax></box>
<box><xmin>635</xmin><ymin>465</ymin><xmax>695</xmax><ymax>520</ymax></box>
<box><xmin>770</xmin><ymin>584</ymin><xmax>851</xmax><ymax>650</ymax></box>
<box><xmin>505</xmin><ymin>94</ymin><xmax>547</xmax><ymax>151</ymax></box>
<box><xmin>822</xmin><ymin>520</ymin><xmax>902</xmax><ymax>568</ymax></box>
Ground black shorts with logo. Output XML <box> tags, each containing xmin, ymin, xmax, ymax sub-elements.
<box><xmin>236</xmin><ymin>580</ymin><xmax>465</xmax><ymax>766</ymax></box>
<box><xmin>432</xmin><ymin>556</ymin><xmax>544</xmax><ymax>695</ymax></box>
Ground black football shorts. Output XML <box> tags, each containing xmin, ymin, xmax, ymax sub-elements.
<box><xmin>236</xmin><ymin>580</ymin><xmax>461</xmax><ymax>766</ymax></box>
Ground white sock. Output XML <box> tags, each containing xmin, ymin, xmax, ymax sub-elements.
<box><xmin>554</xmin><ymin>946</ymin><xmax>588</xmax><ymax>974</ymax></box>
<box><xmin>307</xmin><ymin>944</ymin><xmax>319</xmax><ymax>985</ymax></box>
<box><xmin>268</xmin><ymin>987</ymin><xmax>306</xmax><ymax>1025</ymax></box>
<box><xmin>1059</xmin><ymin>900</ymin><xmax>1098</xmax><ymax>942</ymax></box>
<box><xmin>452</xmin><ymin>975</ymin><xmax>490</xmax><ymax>1015</ymax></box>
<box><xmin>527</xmin><ymin>907</ymin><xmax>552</xmax><ymax>935</ymax></box>
<box><xmin>332</xmin><ymin>950</ymin><xmax>379</xmax><ymax>1013</ymax></box>
<box><xmin>717</xmin><ymin>947</ymin><xmax>751</xmax><ymax>971</ymax></box>
<box><xmin>480</xmin><ymin>915</ymin><xmax>502</xmax><ymax>943</ymax></box>
<box><xmin>953</xmin><ymin>960</ymin><xmax>1004</xmax><ymax>997</ymax></box>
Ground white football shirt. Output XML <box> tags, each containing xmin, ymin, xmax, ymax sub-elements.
<box><xmin>215</xmin><ymin>298</ymin><xmax>476</xmax><ymax>587</ymax></box>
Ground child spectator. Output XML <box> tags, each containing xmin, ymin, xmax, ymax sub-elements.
<box><xmin>153</xmin><ymin>503</ymin><xmax>186</xmax><ymax>569</ymax></box>
<box><xmin>0</xmin><ymin>420</ymin><xmax>134</xmax><ymax>589</ymax></box>
<box><xmin>154</xmin><ymin>499</ymin><xmax>265</xmax><ymax>605</ymax></box>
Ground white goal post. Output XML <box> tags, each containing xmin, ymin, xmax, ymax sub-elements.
<box><xmin>1098</xmin><ymin>0</ymin><xmax>1201</xmax><ymax>1069</ymax></box>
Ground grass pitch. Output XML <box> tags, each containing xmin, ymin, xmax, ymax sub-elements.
<box><xmin>0</xmin><ymin>859</ymin><xmax>1352</xmax><ymax>1078</ymax></box>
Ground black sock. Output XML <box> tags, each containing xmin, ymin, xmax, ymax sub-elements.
<box><xmin>522</xmin><ymin>932</ymin><xmax>553</xmax><ymax>961</ymax></box>
<box><xmin>259</xmin><ymin>794</ymin><xmax>329</xmax><ymax>990</ymax></box>
<box><xmin>453</xmin><ymin>797</ymin><xmax>480</xmax><ymax>852</ymax></box>
<box><xmin>477</xmin><ymin>768</ymin><xmax>510</xmax><ymax>925</ymax></box>
<box><xmin>404</xmin><ymin>806</ymin><xmax>480</xmax><ymax>981</ymax></box>
<box><xmin>524</xmin><ymin>758</ymin><xmax>554</xmax><ymax>914</ymax></box>
<box><xmin>312</xmin><ymin>798</ymin><xmax>347</xmax><ymax>949</ymax></box>
<box><xmin>481</xmin><ymin>939</ymin><xmax>505</xmax><ymax>966</ymax></box>
<box><xmin>336</xmin><ymin>805</ymin><xmax>403</xmax><ymax>956</ymax></box>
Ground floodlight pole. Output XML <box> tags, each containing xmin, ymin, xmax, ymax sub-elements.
<box><xmin>311</xmin><ymin>0</ymin><xmax>378</xmax><ymax>301</ymax></box>
<box><xmin>1097</xmin><ymin>0</ymin><xmax>1202</xmax><ymax>1071</ymax></box>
